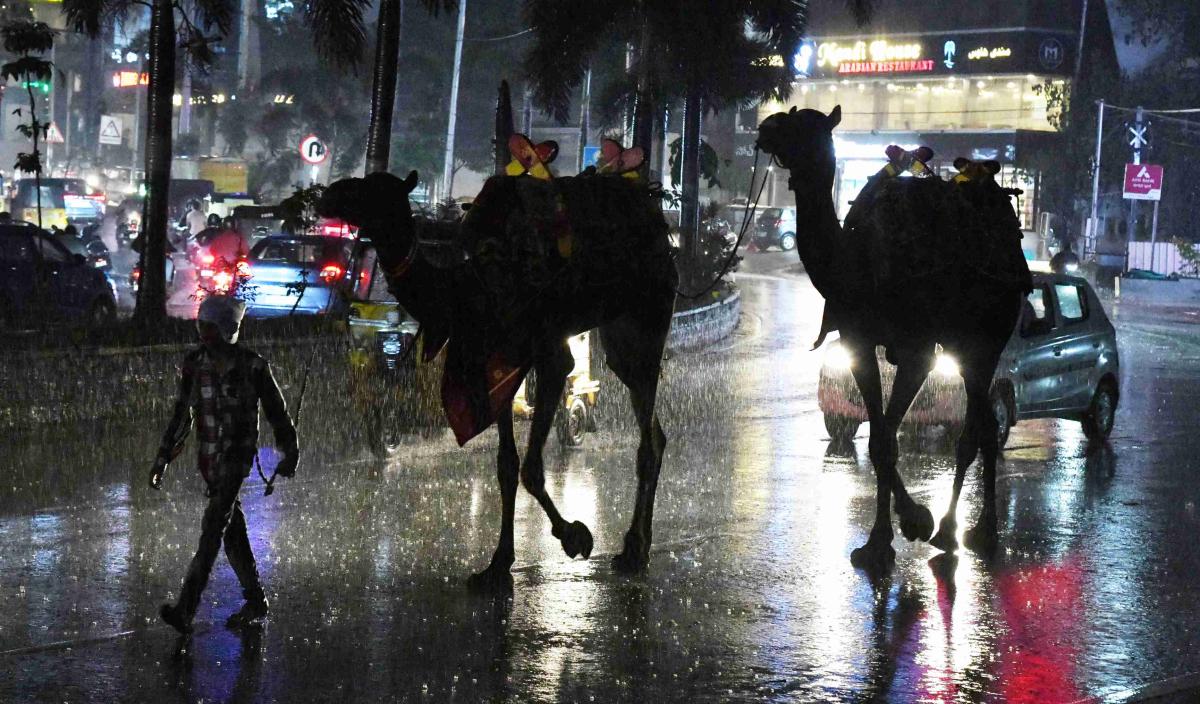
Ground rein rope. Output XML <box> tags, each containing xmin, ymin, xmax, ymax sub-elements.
<box><xmin>675</xmin><ymin>146</ymin><xmax>768</xmax><ymax>300</ymax></box>
<box><xmin>257</xmin><ymin>340</ymin><xmax>318</xmax><ymax>496</ymax></box>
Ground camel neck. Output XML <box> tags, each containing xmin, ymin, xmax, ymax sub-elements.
<box><xmin>386</xmin><ymin>253</ymin><xmax>451</xmax><ymax>329</ymax></box>
<box><xmin>788</xmin><ymin>173</ymin><xmax>843</xmax><ymax>301</ymax></box>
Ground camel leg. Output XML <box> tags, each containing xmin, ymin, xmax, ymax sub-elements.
<box><xmin>964</xmin><ymin>363</ymin><xmax>1003</xmax><ymax>554</ymax></box>
<box><xmin>467</xmin><ymin>407</ymin><xmax>519</xmax><ymax>592</ymax></box>
<box><xmin>845</xmin><ymin>341</ymin><xmax>896</xmax><ymax>572</ymax></box>
<box><xmin>521</xmin><ymin>341</ymin><xmax>594</xmax><ymax>561</ymax></box>
<box><xmin>601</xmin><ymin>310</ymin><xmax>670</xmax><ymax>574</ymax></box>
<box><xmin>884</xmin><ymin>358</ymin><xmax>936</xmax><ymax>543</ymax></box>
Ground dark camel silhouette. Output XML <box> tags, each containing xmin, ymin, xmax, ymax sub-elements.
<box><xmin>318</xmin><ymin>170</ymin><xmax>678</xmax><ymax>589</ymax></box>
<box><xmin>756</xmin><ymin>106</ymin><xmax>1030</xmax><ymax>572</ymax></box>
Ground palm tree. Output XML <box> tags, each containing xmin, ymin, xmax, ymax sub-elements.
<box><xmin>306</xmin><ymin>0</ymin><xmax>456</xmax><ymax>175</ymax></box>
<box><xmin>524</xmin><ymin>0</ymin><xmax>874</xmax><ymax>279</ymax></box>
<box><xmin>64</xmin><ymin>0</ymin><xmax>236</xmax><ymax>327</ymax></box>
<box><xmin>1</xmin><ymin>20</ymin><xmax>55</xmax><ymax>228</ymax></box>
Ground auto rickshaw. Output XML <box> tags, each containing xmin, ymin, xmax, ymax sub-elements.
<box><xmin>345</xmin><ymin>241</ymin><xmax>600</xmax><ymax>459</ymax></box>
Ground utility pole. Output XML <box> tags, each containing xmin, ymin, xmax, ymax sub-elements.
<box><xmin>440</xmin><ymin>0</ymin><xmax>466</xmax><ymax>201</ymax></box>
<box><xmin>1125</xmin><ymin>106</ymin><xmax>1146</xmax><ymax>272</ymax></box>
<box><xmin>1087</xmin><ymin>99</ymin><xmax>1103</xmax><ymax>258</ymax></box>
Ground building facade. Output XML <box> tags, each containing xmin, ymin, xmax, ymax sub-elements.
<box><xmin>737</xmin><ymin>0</ymin><xmax>1118</xmax><ymax>231</ymax></box>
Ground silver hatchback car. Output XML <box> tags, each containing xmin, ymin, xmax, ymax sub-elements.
<box><xmin>819</xmin><ymin>272</ymin><xmax>1120</xmax><ymax>447</ymax></box>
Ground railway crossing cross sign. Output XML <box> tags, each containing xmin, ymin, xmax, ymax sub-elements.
<box><xmin>1128</xmin><ymin>124</ymin><xmax>1148</xmax><ymax>150</ymax></box>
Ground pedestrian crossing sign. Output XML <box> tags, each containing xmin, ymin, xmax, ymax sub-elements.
<box><xmin>45</xmin><ymin>122</ymin><xmax>65</xmax><ymax>144</ymax></box>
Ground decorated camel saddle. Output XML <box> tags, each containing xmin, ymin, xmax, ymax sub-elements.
<box><xmin>424</xmin><ymin>137</ymin><xmax>669</xmax><ymax>444</ymax></box>
<box><xmin>830</xmin><ymin>145</ymin><xmax>1032</xmax><ymax>330</ymax></box>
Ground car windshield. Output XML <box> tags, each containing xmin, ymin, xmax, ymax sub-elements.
<box><xmin>250</xmin><ymin>237</ymin><xmax>347</xmax><ymax>265</ymax></box>
<box><xmin>11</xmin><ymin>179</ymin><xmax>87</xmax><ymax>210</ymax></box>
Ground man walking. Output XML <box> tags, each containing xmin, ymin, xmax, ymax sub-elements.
<box><xmin>150</xmin><ymin>295</ymin><xmax>299</xmax><ymax>633</ymax></box>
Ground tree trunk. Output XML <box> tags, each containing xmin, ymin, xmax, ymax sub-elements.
<box><xmin>365</xmin><ymin>0</ymin><xmax>402</xmax><ymax>175</ymax></box>
<box><xmin>494</xmin><ymin>80</ymin><xmax>513</xmax><ymax>175</ymax></box>
<box><xmin>631</xmin><ymin>10</ymin><xmax>654</xmax><ymax>179</ymax></box>
<box><xmin>134</xmin><ymin>0</ymin><xmax>175</xmax><ymax>327</ymax></box>
<box><xmin>678</xmin><ymin>87</ymin><xmax>702</xmax><ymax>267</ymax></box>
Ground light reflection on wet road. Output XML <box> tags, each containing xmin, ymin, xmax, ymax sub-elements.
<box><xmin>2</xmin><ymin>252</ymin><xmax>1199</xmax><ymax>703</ymax></box>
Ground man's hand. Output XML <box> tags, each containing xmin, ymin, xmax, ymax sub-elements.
<box><xmin>149</xmin><ymin>462</ymin><xmax>166</xmax><ymax>490</ymax></box>
<box><xmin>275</xmin><ymin>450</ymin><xmax>299</xmax><ymax>479</ymax></box>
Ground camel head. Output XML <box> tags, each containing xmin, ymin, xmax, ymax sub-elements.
<box><xmin>757</xmin><ymin>105</ymin><xmax>841</xmax><ymax>189</ymax></box>
<box><xmin>318</xmin><ymin>170</ymin><xmax>419</xmax><ymax>274</ymax></box>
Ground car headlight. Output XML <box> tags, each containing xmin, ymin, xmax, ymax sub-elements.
<box><xmin>826</xmin><ymin>342</ymin><xmax>853</xmax><ymax>370</ymax></box>
<box><xmin>934</xmin><ymin>353</ymin><xmax>960</xmax><ymax>377</ymax></box>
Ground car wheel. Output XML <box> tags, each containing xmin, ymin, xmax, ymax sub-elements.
<box><xmin>778</xmin><ymin>232</ymin><xmax>797</xmax><ymax>251</ymax></box>
<box><xmin>557</xmin><ymin>397</ymin><xmax>588</xmax><ymax>447</ymax></box>
<box><xmin>1082</xmin><ymin>383</ymin><xmax>1117</xmax><ymax>442</ymax></box>
<box><xmin>991</xmin><ymin>389</ymin><xmax>1012</xmax><ymax>449</ymax></box>
<box><xmin>88</xmin><ymin>297</ymin><xmax>116</xmax><ymax>326</ymax></box>
<box><xmin>824</xmin><ymin>413</ymin><xmax>860</xmax><ymax>444</ymax></box>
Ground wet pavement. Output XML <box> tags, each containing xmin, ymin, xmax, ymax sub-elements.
<box><xmin>3</xmin><ymin>251</ymin><xmax>1200</xmax><ymax>703</ymax></box>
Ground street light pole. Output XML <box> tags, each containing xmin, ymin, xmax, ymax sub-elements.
<box><xmin>440</xmin><ymin>0</ymin><xmax>467</xmax><ymax>201</ymax></box>
<box><xmin>1087</xmin><ymin>98</ymin><xmax>1103</xmax><ymax>257</ymax></box>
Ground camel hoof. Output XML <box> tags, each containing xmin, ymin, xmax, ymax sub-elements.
<box><xmin>929</xmin><ymin>530</ymin><xmax>958</xmax><ymax>553</ymax></box>
<box><xmin>929</xmin><ymin>517</ymin><xmax>958</xmax><ymax>553</ymax></box>
<box><xmin>466</xmin><ymin>564</ymin><xmax>514</xmax><ymax>594</ymax></box>
<box><xmin>559</xmin><ymin>521</ymin><xmax>594</xmax><ymax>560</ymax></box>
<box><xmin>963</xmin><ymin>523</ymin><xmax>998</xmax><ymax>554</ymax></box>
<box><xmin>611</xmin><ymin>550</ymin><xmax>648</xmax><ymax>574</ymax></box>
<box><xmin>850</xmin><ymin>541</ymin><xmax>895</xmax><ymax>575</ymax></box>
<box><xmin>897</xmin><ymin>501</ymin><xmax>935</xmax><ymax>542</ymax></box>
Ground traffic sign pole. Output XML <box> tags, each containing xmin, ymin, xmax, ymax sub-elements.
<box><xmin>1125</xmin><ymin>107</ymin><xmax>1145</xmax><ymax>273</ymax></box>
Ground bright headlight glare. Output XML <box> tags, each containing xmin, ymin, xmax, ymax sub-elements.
<box><xmin>1066</xmin><ymin>262</ymin><xmax>1079</xmax><ymax>272</ymax></box>
<box><xmin>826</xmin><ymin>343</ymin><xmax>853</xmax><ymax>370</ymax></box>
<box><xmin>934</xmin><ymin>353</ymin><xmax>960</xmax><ymax>376</ymax></box>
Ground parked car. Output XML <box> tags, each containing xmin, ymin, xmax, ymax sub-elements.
<box><xmin>0</xmin><ymin>223</ymin><xmax>117</xmax><ymax>327</ymax></box>
<box><xmin>819</xmin><ymin>272</ymin><xmax>1119</xmax><ymax>447</ymax></box>
<box><xmin>751</xmin><ymin>207</ymin><xmax>797</xmax><ymax>251</ymax></box>
<box><xmin>243</xmin><ymin>234</ymin><xmax>356</xmax><ymax>317</ymax></box>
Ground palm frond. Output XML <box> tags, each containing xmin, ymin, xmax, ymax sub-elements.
<box><xmin>304</xmin><ymin>0</ymin><xmax>372</xmax><ymax>67</ymax></box>
<box><xmin>193</xmin><ymin>0</ymin><xmax>237</xmax><ymax>36</ymax></box>
<box><xmin>1</xmin><ymin>21</ymin><xmax>55</xmax><ymax>55</ymax></box>
<box><xmin>522</xmin><ymin>0</ymin><xmax>634</xmax><ymax>123</ymax></box>
<box><xmin>62</xmin><ymin>0</ymin><xmax>130</xmax><ymax>37</ymax></box>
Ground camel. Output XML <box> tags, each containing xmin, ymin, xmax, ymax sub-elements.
<box><xmin>318</xmin><ymin>169</ymin><xmax>678</xmax><ymax>589</ymax></box>
<box><xmin>756</xmin><ymin>106</ymin><xmax>1031</xmax><ymax>572</ymax></box>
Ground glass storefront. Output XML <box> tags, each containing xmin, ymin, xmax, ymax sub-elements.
<box><xmin>763</xmin><ymin>74</ymin><xmax>1058</xmax><ymax>133</ymax></box>
<box><xmin>754</xmin><ymin>73</ymin><xmax>1059</xmax><ymax>229</ymax></box>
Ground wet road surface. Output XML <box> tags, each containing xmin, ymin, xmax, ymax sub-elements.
<box><xmin>3</xmin><ymin>252</ymin><xmax>1200</xmax><ymax>703</ymax></box>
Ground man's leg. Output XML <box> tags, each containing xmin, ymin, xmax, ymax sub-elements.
<box><xmin>223</xmin><ymin>498</ymin><xmax>269</xmax><ymax>627</ymax></box>
<box><xmin>161</xmin><ymin>473</ymin><xmax>243</xmax><ymax>633</ymax></box>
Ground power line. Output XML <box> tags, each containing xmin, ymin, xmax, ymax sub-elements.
<box><xmin>464</xmin><ymin>27</ymin><xmax>532</xmax><ymax>42</ymax></box>
<box><xmin>1101</xmin><ymin>102</ymin><xmax>1200</xmax><ymax>117</ymax></box>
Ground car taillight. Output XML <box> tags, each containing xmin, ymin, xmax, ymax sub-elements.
<box><xmin>212</xmin><ymin>270</ymin><xmax>233</xmax><ymax>292</ymax></box>
<box><xmin>131</xmin><ymin>267</ymin><xmax>140</xmax><ymax>282</ymax></box>
<box><xmin>200</xmin><ymin>252</ymin><xmax>215</xmax><ymax>265</ymax></box>
<box><xmin>319</xmin><ymin>264</ymin><xmax>343</xmax><ymax>283</ymax></box>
